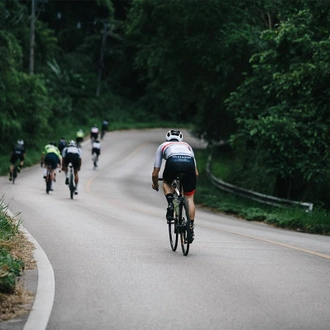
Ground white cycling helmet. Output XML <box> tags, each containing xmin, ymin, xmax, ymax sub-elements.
<box><xmin>17</xmin><ymin>139</ymin><xmax>24</xmax><ymax>145</ymax></box>
<box><xmin>68</xmin><ymin>140</ymin><xmax>76</xmax><ymax>147</ymax></box>
<box><xmin>165</xmin><ymin>130</ymin><xmax>183</xmax><ymax>142</ymax></box>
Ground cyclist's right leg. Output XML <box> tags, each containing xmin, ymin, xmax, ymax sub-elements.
<box><xmin>9</xmin><ymin>163</ymin><xmax>14</xmax><ymax>180</ymax></box>
<box><xmin>163</xmin><ymin>162</ymin><xmax>177</xmax><ymax>221</ymax></box>
<box><xmin>9</xmin><ymin>155</ymin><xmax>16</xmax><ymax>180</ymax></box>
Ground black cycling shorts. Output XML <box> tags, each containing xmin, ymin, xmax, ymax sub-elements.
<box><xmin>91</xmin><ymin>132</ymin><xmax>98</xmax><ymax>140</ymax></box>
<box><xmin>64</xmin><ymin>153</ymin><xmax>81</xmax><ymax>171</ymax></box>
<box><xmin>163</xmin><ymin>156</ymin><xmax>196</xmax><ymax>195</ymax></box>
<box><xmin>92</xmin><ymin>148</ymin><xmax>100</xmax><ymax>156</ymax></box>
<box><xmin>10</xmin><ymin>153</ymin><xmax>24</xmax><ymax>164</ymax></box>
<box><xmin>44</xmin><ymin>153</ymin><xmax>60</xmax><ymax>170</ymax></box>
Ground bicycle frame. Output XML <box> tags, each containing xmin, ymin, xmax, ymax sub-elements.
<box><xmin>45</xmin><ymin>165</ymin><xmax>52</xmax><ymax>194</ymax></box>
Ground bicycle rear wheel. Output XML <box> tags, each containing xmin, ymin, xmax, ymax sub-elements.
<box><xmin>46</xmin><ymin>173</ymin><xmax>51</xmax><ymax>194</ymax></box>
<box><xmin>179</xmin><ymin>200</ymin><xmax>191</xmax><ymax>256</ymax></box>
<box><xmin>69</xmin><ymin>171</ymin><xmax>74</xmax><ymax>199</ymax></box>
<box><xmin>92</xmin><ymin>154</ymin><xmax>97</xmax><ymax>170</ymax></box>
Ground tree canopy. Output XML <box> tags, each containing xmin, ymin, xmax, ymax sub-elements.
<box><xmin>1</xmin><ymin>0</ymin><xmax>329</xmax><ymax>207</ymax></box>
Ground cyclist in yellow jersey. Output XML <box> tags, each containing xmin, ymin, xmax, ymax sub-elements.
<box><xmin>76</xmin><ymin>129</ymin><xmax>84</xmax><ymax>147</ymax></box>
<box><xmin>41</xmin><ymin>143</ymin><xmax>62</xmax><ymax>191</ymax></box>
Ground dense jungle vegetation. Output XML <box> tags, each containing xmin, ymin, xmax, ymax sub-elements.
<box><xmin>1</xmin><ymin>0</ymin><xmax>330</xmax><ymax>209</ymax></box>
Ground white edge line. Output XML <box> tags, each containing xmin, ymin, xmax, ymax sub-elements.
<box><xmin>4</xmin><ymin>208</ymin><xmax>55</xmax><ymax>330</ymax></box>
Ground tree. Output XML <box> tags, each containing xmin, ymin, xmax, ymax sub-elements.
<box><xmin>226</xmin><ymin>4</ymin><xmax>330</xmax><ymax>203</ymax></box>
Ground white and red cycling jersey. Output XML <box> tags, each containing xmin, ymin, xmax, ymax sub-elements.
<box><xmin>91</xmin><ymin>127</ymin><xmax>99</xmax><ymax>134</ymax></box>
<box><xmin>154</xmin><ymin>141</ymin><xmax>196</xmax><ymax>168</ymax></box>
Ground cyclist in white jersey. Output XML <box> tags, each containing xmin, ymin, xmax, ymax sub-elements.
<box><xmin>62</xmin><ymin>140</ymin><xmax>82</xmax><ymax>194</ymax></box>
<box><xmin>92</xmin><ymin>139</ymin><xmax>101</xmax><ymax>167</ymax></box>
<box><xmin>152</xmin><ymin>130</ymin><xmax>198</xmax><ymax>240</ymax></box>
<box><xmin>90</xmin><ymin>125</ymin><xmax>99</xmax><ymax>142</ymax></box>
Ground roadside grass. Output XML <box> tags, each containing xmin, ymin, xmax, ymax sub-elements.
<box><xmin>0</xmin><ymin>202</ymin><xmax>35</xmax><ymax>321</ymax></box>
<box><xmin>0</xmin><ymin>203</ymin><xmax>24</xmax><ymax>294</ymax></box>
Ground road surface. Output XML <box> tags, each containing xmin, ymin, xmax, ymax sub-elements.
<box><xmin>1</xmin><ymin>128</ymin><xmax>330</xmax><ymax>330</ymax></box>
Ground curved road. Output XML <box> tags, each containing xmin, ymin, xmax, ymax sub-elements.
<box><xmin>1</xmin><ymin>128</ymin><xmax>330</xmax><ymax>330</ymax></box>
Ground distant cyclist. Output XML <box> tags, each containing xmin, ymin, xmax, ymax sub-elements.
<box><xmin>91</xmin><ymin>139</ymin><xmax>101</xmax><ymax>168</ymax></box>
<box><xmin>62</xmin><ymin>140</ymin><xmax>82</xmax><ymax>195</ymax></box>
<box><xmin>101</xmin><ymin>119</ymin><xmax>109</xmax><ymax>139</ymax></box>
<box><xmin>90</xmin><ymin>124</ymin><xmax>99</xmax><ymax>142</ymax></box>
<box><xmin>9</xmin><ymin>140</ymin><xmax>26</xmax><ymax>181</ymax></box>
<box><xmin>76</xmin><ymin>129</ymin><xmax>84</xmax><ymax>148</ymax></box>
<box><xmin>152</xmin><ymin>130</ymin><xmax>198</xmax><ymax>241</ymax></box>
<box><xmin>58</xmin><ymin>137</ymin><xmax>67</xmax><ymax>153</ymax></box>
<box><xmin>41</xmin><ymin>143</ymin><xmax>62</xmax><ymax>191</ymax></box>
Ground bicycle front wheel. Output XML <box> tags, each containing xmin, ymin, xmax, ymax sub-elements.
<box><xmin>179</xmin><ymin>200</ymin><xmax>191</xmax><ymax>256</ymax></box>
<box><xmin>12</xmin><ymin>167</ymin><xmax>17</xmax><ymax>184</ymax></box>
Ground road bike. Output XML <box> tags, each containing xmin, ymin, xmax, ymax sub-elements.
<box><xmin>11</xmin><ymin>160</ymin><xmax>21</xmax><ymax>184</ymax></box>
<box><xmin>159</xmin><ymin>174</ymin><xmax>192</xmax><ymax>256</ymax></box>
<box><xmin>45</xmin><ymin>165</ymin><xmax>52</xmax><ymax>194</ymax></box>
<box><xmin>68</xmin><ymin>163</ymin><xmax>75</xmax><ymax>199</ymax></box>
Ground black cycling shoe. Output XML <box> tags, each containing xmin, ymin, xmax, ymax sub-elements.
<box><xmin>166</xmin><ymin>202</ymin><xmax>174</xmax><ymax>221</ymax></box>
<box><xmin>185</xmin><ymin>225</ymin><xmax>194</xmax><ymax>243</ymax></box>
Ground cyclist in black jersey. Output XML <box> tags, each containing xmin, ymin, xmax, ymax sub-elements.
<box><xmin>58</xmin><ymin>137</ymin><xmax>67</xmax><ymax>154</ymax></box>
<box><xmin>9</xmin><ymin>140</ymin><xmax>26</xmax><ymax>181</ymax></box>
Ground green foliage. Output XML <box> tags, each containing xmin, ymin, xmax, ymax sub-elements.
<box><xmin>0</xmin><ymin>203</ymin><xmax>24</xmax><ymax>293</ymax></box>
<box><xmin>0</xmin><ymin>249</ymin><xmax>24</xmax><ymax>293</ymax></box>
<box><xmin>126</xmin><ymin>0</ymin><xmax>259</xmax><ymax>140</ymax></box>
<box><xmin>226</xmin><ymin>4</ymin><xmax>330</xmax><ymax>203</ymax></box>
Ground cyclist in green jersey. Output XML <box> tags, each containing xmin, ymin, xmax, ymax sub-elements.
<box><xmin>76</xmin><ymin>129</ymin><xmax>84</xmax><ymax>147</ymax></box>
<box><xmin>41</xmin><ymin>143</ymin><xmax>62</xmax><ymax>191</ymax></box>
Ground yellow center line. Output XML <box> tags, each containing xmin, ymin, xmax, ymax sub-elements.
<box><xmin>85</xmin><ymin>143</ymin><xmax>146</xmax><ymax>194</ymax></box>
<box><xmin>203</xmin><ymin>224</ymin><xmax>330</xmax><ymax>260</ymax></box>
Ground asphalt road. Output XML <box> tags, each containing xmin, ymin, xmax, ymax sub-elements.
<box><xmin>1</xmin><ymin>128</ymin><xmax>330</xmax><ymax>330</ymax></box>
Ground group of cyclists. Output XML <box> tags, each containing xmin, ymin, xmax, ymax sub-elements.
<box><xmin>8</xmin><ymin>125</ymin><xmax>198</xmax><ymax>243</ymax></box>
<box><xmin>9</xmin><ymin>120</ymin><xmax>108</xmax><ymax>195</ymax></box>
